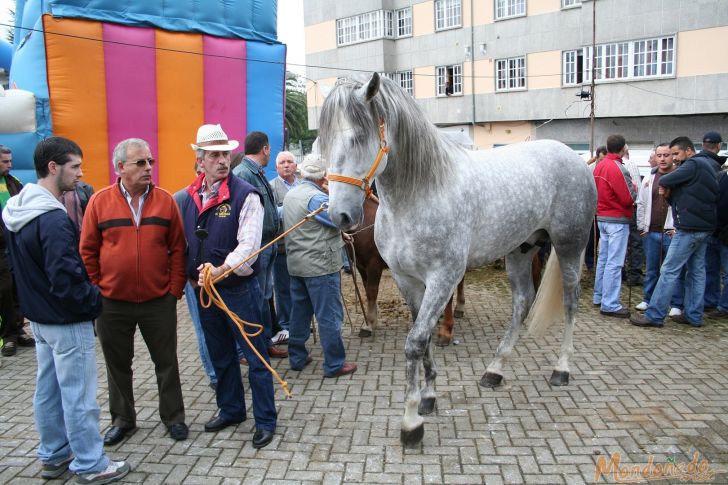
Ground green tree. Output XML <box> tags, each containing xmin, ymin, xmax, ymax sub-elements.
<box><xmin>284</xmin><ymin>72</ymin><xmax>316</xmax><ymax>152</ymax></box>
<box><xmin>5</xmin><ymin>7</ymin><xmax>14</xmax><ymax>44</ymax></box>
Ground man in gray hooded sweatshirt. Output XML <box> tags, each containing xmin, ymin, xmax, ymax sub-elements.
<box><xmin>2</xmin><ymin>137</ymin><xmax>129</xmax><ymax>484</ymax></box>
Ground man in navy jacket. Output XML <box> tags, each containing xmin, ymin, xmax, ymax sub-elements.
<box><xmin>2</xmin><ymin>137</ymin><xmax>129</xmax><ymax>483</ymax></box>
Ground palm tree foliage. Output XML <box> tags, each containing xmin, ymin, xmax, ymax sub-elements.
<box><xmin>284</xmin><ymin>72</ymin><xmax>316</xmax><ymax>152</ymax></box>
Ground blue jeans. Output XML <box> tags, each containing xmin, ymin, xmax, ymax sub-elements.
<box><xmin>272</xmin><ymin>252</ymin><xmax>292</xmax><ymax>331</ymax></box>
<box><xmin>594</xmin><ymin>222</ymin><xmax>630</xmax><ymax>312</ymax></box>
<box><xmin>704</xmin><ymin>235</ymin><xmax>721</xmax><ymax>308</ymax></box>
<box><xmin>289</xmin><ymin>273</ymin><xmax>346</xmax><ymax>376</ymax></box>
<box><xmin>185</xmin><ymin>282</ymin><xmax>216</xmax><ymax>385</ymax></box>
<box><xmin>716</xmin><ymin>243</ymin><xmax>728</xmax><ymax>312</ymax></box>
<box><xmin>646</xmin><ymin>230</ymin><xmax>710</xmax><ymax>324</ymax></box>
<box><xmin>197</xmin><ymin>280</ymin><xmax>277</xmax><ymax>432</ymax></box>
<box><xmin>256</xmin><ymin>244</ymin><xmax>276</xmax><ymax>347</ymax></box>
<box><xmin>31</xmin><ymin>321</ymin><xmax>109</xmax><ymax>474</ymax></box>
<box><xmin>642</xmin><ymin>231</ymin><xmax>684</xmax><ymax>307</ymax></box>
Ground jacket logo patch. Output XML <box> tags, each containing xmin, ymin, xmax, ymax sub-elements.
<box><xmin>215</xmin><ymin>203</ymin><xmax>232</xmax><ymax>218</ymax></box>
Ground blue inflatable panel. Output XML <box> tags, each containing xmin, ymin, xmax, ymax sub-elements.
<box><xmin>0</xmin><ymin>39</ymin><xmax>12</xmax><ymax>71</ymax></box>
<box><xmin>0</xmin><ymin>131</ymin><xmax>42</xmax><ymax>183</ymax></box>
<box><xmin>48</xmin><ymin>0</ymin><xmax>279</xmax><ymax>43</ymax></box>
<box><xmin>246</xmin><ymin>42</ymin><xmax>287</xmax><ymax>181</ymax></box>
<box><xmin>9</xmin><ymin>16</ymin><xmax>49</xmax><ymax>98</ymax></box>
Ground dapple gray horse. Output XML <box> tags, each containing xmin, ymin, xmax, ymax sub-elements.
<box><xmin>319</xmin><ymin>73</ymin><xmax>597</xmax><ymax>447</ymax></box>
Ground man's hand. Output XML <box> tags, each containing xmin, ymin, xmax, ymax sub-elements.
<box><xmin>197</xmin><ymin>263</ymin><xmax>228</xmax><ymax>286</ymax></box>
<box><xmin>658</xmin><ymin>186</ymin><xmax>671</xmax><ymax>199</ymax></box>
<box><xmin>342</xmin><ymin>232</ymin><xmax>353</xmax><ymax>243</ymax></box>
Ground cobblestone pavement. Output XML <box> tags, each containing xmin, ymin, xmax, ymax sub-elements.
<box><xmin>1</xmin><ymin>267</ymin><xmax>728</xmax><ymax>484</ymax></box>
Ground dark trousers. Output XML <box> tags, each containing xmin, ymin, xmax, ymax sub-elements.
<box><xmin>96</xmin><ymin>294</ymin><xmax>185</xmax><ymax>428</ymax></box>
<box><xmin>197</xmin><ymin>280</ymin><xmax>277</xmax><ymax>432</ymax></box>
<box><xmin>0</xmin><ymin>270</ymin><xmax>16</xmax><ymax>342</ymax></box>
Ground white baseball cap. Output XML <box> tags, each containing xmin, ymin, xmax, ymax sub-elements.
<box><xmin>191</xmin><ymin>124</ymin><xmax>240</xmax><ymax>151</ymax></box>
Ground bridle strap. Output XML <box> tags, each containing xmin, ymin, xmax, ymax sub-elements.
<box><xmin>328</xmin><ymin>120</ymin><xmax>389</xmax><ymax>199</ymax></box>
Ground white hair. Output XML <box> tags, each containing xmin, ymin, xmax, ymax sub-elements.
<box><xmin>112</xmin><ymin>138</ymin><xmax>150</xmax><ymax>175</ymax></box>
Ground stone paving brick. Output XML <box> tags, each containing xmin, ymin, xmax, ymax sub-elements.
<box><xmin>2</xmin><ymin>268</ymin><xmax>728</xmax><ymax>483</ymax></box>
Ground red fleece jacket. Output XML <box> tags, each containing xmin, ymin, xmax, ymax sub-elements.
<box><xmin>593</xmin><ymin>153</ymin><xmax>636</xmax><ymax>223</ymax></box>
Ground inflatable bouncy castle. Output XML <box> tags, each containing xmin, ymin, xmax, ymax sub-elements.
<box><xmin>1</xmin><ymin>0</ymin><xmax>285</xmax><ymax>191</ymax></box>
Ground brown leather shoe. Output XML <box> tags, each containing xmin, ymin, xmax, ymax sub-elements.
<box><xmin>326</xmin><ymin>362</ymin><xmax>357</xmax><ymax>378</ymax></box>
<box><xmin>267</xmin><ymin>346</ymin><xmax>288</xmax><ymax>358</ymax></box>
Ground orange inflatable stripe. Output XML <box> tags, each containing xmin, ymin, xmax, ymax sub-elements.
<box><xmin>43</xmin><ymin>16</ymin><xmax>109</xmax><ymax>191</ymax></box>
<box><xmin>156</xmin><ymin>31</ymin><xmax>204</xmax><ymax>193</ymax></box>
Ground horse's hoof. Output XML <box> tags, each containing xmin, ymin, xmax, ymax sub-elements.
<box><xmin>358</xmin><ymin>328</ymin><xmax>372</xmax><ymax>338</ymax></box>
<box><xmin>434</xmin><ymin>334</ymin><xmax>451</xmax><ymax>347</ymax></box>
<box><xmin>549</xmin><ymin>370</ymin><xmax>570</xmax><ymax>386</ymax></box>
<box><xmin>418</xmin><ymin>397</ymin><xmax>436</xmax><ymax>415</ymax></box>
<box><xmin>454</xmin><ymin>309</ymin><xmax>465</xmax><ymax>318</ymax></box>
<box><xmin>400</xmin><ymin>424</ymin><xmax>424</xmax><ymax>448</ymax></box>
<box><xmin>479</xmin><ymin>372</ymin><xmax>503</xmax><ymax>388</ymax></box>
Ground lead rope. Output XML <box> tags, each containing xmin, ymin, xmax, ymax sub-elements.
<box><xmin>343</xmin><ymin>237</ymin><xmax>369</xmax><ymax>329</ymax></box>
<box><xmin>198</xmin><ymin>205</ymin><xmax>326</xmax><ymax>398</ymax></box>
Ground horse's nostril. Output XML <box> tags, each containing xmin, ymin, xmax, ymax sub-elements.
<box><xmin>340</xmin><ymin>213</ymin><xmax>352</xmax><ymax>227</ymax></box>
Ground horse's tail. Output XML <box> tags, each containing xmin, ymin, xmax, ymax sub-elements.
<box><xmin>525</xmin><ymin>252</ymin><xmax>565</xmax><ymax>336</ymax></box>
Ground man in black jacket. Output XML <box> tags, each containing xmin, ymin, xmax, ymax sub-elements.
<box><xmin>2</xmin><ymin>137</ymin><xmax>129</xmax><ymax>483</ymax></box>
<box><xmin>630</xmin><ymin>136</ymin><xmax>719</xmax><ymax>328</ymax></box>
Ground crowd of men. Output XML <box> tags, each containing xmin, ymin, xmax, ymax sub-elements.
<box><xmin>590</xmin><ymin>131</ymin><xmax>727</xmax><ymax>329</ymax></box>
<box><xmin>1</xmin><ymin>126</ymin><xmax>726</xmax><ymax>483</ymax></box>
<box><xmin>0</xmin><ymin>124</ymin><xmax>356</xmax><ymax>483</ymax></box>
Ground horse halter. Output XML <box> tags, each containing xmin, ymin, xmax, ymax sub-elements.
<box><xmin>327</xmin><ymin>120</ymin><xmax>389</xmax><ymax>199</ymax></box>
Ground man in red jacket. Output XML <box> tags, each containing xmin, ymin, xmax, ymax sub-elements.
<box><xmin>80</xmin><ymin>138</ymin><xmax>188</xmax><ymax>446</ymax></box>
<box><xmin>593</xmin><ymin>134</ymin><xmax>637</xmax><ymax>318</ymax></box>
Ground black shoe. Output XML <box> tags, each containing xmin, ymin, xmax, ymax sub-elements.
<box><xmin>706</xmin><ymin>309</ymin><xmax>728</xmax><ymax>320</ymax></box>
<box><xmin>168</xmin><ymin>422</ymin><xmax>189</xmax><ymax>441</ymax></box>
<box><xmin>1</xmin><ymin>341</ymin><xmax>17</xmax><ymax>356</ymax></box>
<box><xmin>600</xmin><ymin>308</ymin><xmax>630</xmax><ymax>318</ymax></box>
<box><xmin>17</xmin><ymin>333</ymin><xmax>35</xmax><ymax>347</ymax></box>
<box><xmin>103</xmin><ymin>425</ymin><xmax>136</xmax><ymax>446</ymax></box>
<box><xmin>629</xmin><ymin>314</ymin><xmax>663</xmax><ymax>328</ymax></box>
<box><xmin>672</xmin><ymin>314</ymin><xmax>702</xmax><ymax>327</ymax></box>
<box><xmin>204</xmin><ymin>414</ymin><xmax>244</xmax><ymax>432</ymax></box>
<box><xmin>252</xmin><ymin>429</ymin><xmax>274</xmax><ymax>449</ymax></box>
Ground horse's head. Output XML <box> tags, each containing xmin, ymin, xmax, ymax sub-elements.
<box><xmin>319</xmin><ymin>73</ymin><xmax>389</xmax><ymax>231</ymax></box>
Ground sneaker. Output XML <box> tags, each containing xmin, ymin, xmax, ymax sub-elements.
<box><xmin>1</xmin><ymin>341</ymin><xmax>17</xmax><ymax>356</ymax></box>
<box><xmin>41</xmin><ymin>455</ymin><xmax>73</xmax><ymax>479</ymax></box>
<box><xmin>600</xmin><ymin>308</ymin><xmax>630</xmax><ymax>318</ymax></box>
<box><xmin>635</xmin><ymin>301</ymin><xmax>648</xmax><ymax>311</ymax></box>
<box><xmin>669</xmin><ymin>307</ymin><xmax>683</xmax><ymax>317</ymax></box>
<box><xmin>76</xmin><ymin>461</ymin><xmax>130</xmax><ymax>484</ymax></box>
<box><xmin>271</xmin><ymin>329</ymin><xmax>289</xmax><ymax>345</ymax></box>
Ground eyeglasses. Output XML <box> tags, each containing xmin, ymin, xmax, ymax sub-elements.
<box><xmin>126</xmin><ymin>158</ymin><xmax>155</xmax><ymax>167</ymax></box>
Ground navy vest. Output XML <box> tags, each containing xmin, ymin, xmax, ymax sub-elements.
<box><xmin>182</xmin><ymin>175</ymin><xmax>263</xmax><ymax>287</ymax></box>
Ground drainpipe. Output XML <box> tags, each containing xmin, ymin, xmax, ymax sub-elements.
<box><xmin>470</xmin><ymin>0</ymin><xmax>477</xmax><ymax>135</ymax></box>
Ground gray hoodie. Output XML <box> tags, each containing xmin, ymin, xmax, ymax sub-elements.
<box><xmin>3</xmin><ymin>183</ymin><xmax>67</xmax><ymax>233</ymax></box>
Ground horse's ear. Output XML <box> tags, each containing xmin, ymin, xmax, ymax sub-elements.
<box><xmin>356</xmin><ymin>72</ymin><xmax>380</xmax><ymax>102</ymax></box>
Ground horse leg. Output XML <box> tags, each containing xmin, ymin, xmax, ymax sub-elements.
<box><xmin>419</xmin><ymin>334</ymin><xmax>437</xmax><ymax>415</ymax></box>
<box><xmin>481</xmin><ymin>248</ymin><xmax>538</xmax><ymax>388</ymax></box>
<box><xmin>550</xmin><ymin>250</ymin><xmax>582</xmax><ymax>386</ymax></box>
<box><xmin>454</xmin><ymin>277</ymin><xmax>465</xmax><ymax>317</ymax></box>
<box><xmin>396</xmin><ymin>273</ymin><xmax>459</xmax><ymax>447</ymax></box>
<box><xmin>435</xmin><ymin>295</ymin><xmax>454</xmax><ymax>347</ymax></box>
<box><xmin>363</xmin><ymin>264</ymin><xmax>382</xmax><ymax>337</ymax></box>
<box><xmin>356</xmin><ymin>270</ymin><xmax>373</xmax><ymax>337</ymax></box>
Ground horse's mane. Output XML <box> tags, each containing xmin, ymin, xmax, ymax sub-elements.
<box><xmin>320</xmin><ymin>75</ymin><xmax>457</xmax><ymax>202</ymax></box>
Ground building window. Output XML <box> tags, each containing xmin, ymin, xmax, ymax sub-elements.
<box><xmin>572</xmin><ymin>35</ymin><xmax>676</xmax><ymax>83</ymax></box>
<box><xmin>496</xmin><ymin>57</ymin><xmax>526</xmax><ymax>91</ymax></box>
<box><xmin>436</xmin><ymin>65</ymin><xmax>463</xmax><ymax>96</ymax></box>
<box><xmin>563</xmin><ymin>50</ymin><xmax>584</xmax><ymax>86</ymax></box>
<box><xmin>336</xmin><ymin>10</ymin><xmax>394</xmax><ymax>46</ymax></box>
<box><xmin>561</xmin><ymin>0</ymin><xmax>581</xmax><ymax>8</ymax></box>
<box><xmin>396</xmin><ymin>7</ymin><xmax>412</xmax><ymax>37</ymax></box>
<box><xmin>435</xmin><ymin>0</ymin><xmax>461</xmax><ymax>31</ymax></box>
<box><xmin>495</xmin><ymin>0</ymin><xmax>526</xmax><ymax>20</ymax></box>
<box><xmin>397</xmin><ymin>71</ymin><xmax>414</xmax><ymax>95</ymax></box>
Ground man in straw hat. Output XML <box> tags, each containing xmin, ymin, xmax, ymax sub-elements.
<box><xmin>283</xmin><ymin>153</ymin><xmax>357</xmax><ymax>378</ymax></box>
<box><xmin>180</xmin><ymin>124</ymin><xmax>277</xmax><ymax>449</ymax></box>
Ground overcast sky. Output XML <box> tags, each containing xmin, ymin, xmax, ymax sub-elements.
<box><xmin>0</xmin><ymin>0</ymin><xmax>305</xmax><ymax>74</ymax></box>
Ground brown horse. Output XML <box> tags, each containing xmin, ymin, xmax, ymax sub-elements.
<box><xmin>345</xmin><ymin>197</ymin><xmax>465</xmax><ymax>345</ymax></box>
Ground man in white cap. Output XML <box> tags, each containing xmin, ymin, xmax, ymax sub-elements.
<box><xmin>179</xmin><ymin>124</ymin><xmax>277</xmax><ymax>449</ymax></box>
<box><xmin>283</xmin><ymin>154</ymin><xmax>357</xmax><ymax>378</ymax></box>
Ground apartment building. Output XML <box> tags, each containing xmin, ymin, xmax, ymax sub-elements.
<box><xmin>303</xmin><ymin>0</ymin><xmax>728</xmax><ymax>153</ymax></box>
